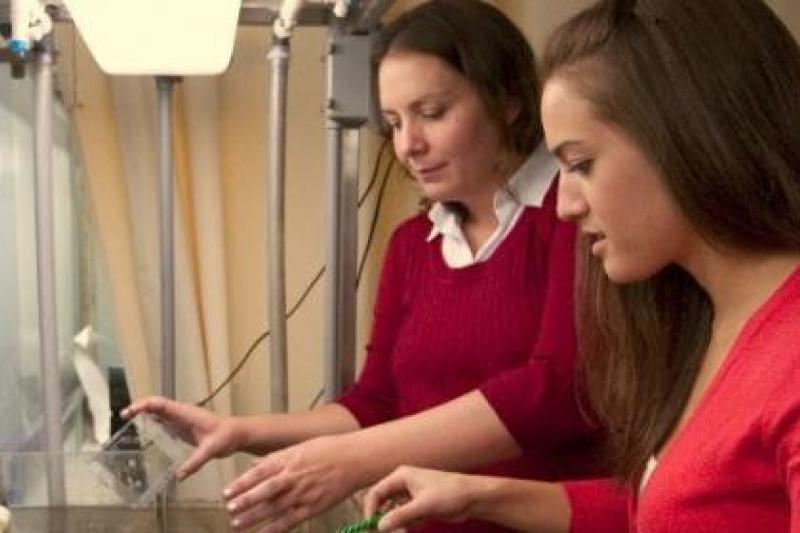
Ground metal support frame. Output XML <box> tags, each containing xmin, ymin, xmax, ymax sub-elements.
<box><xmin>267</xmin><ymin>38</ymin><xmax>290</xmax><ymax>412</ymax></box>
<box><xmin>324</xmin><ymin>123</ymin><xmax>360</xmax><ymax>400</ymax></box>
<box><xmin>32</xmin><ymin>35</ymin><xmax>65</xmax><ymax>506</ymax></box>
<box><xmin>323</xmin><ymin>29</ymin><xmax>371</xmax><ymax>400</ymax></box>
<box><xmin>156</xmin><ymin>76</ymin><xmax>179</xmax><ymax>400</ymax></box>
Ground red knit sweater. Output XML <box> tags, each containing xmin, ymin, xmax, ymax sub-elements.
<box><xmin>565</xmin><ymin>264</ymin><xmax>800</xmax><ymax>533</ymax></box>
<box><xmin>338</xmin><ymin>186</ymin><xmax>605</xmax><ymax>532</ymax></box>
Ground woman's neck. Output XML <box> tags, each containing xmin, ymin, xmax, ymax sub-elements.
<box><xmin>457</xmin><ymin>150</ymin><xmax>528</xmax><ymax>254</ymax></box>
<box><xmin>461</xmin><ymin>209</ymin><xmax>499</xmax><ymax>255</ymax></box>
<box><xmin>686</xmin><ymin>246</ymin><xmax>800</xmax><ymax>325</ymax></box>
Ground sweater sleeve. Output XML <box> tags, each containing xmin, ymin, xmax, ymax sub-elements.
<box><xmin>563</xmin><ymin>478</ymin><xmax>630</xmax><ymax>533</ymax></box>
<box><xmin>479</xmin><ymin>218</ymin><xmax>590</xmax><ymax>449</ymax></box>
<box><xmin>335</xmin><ymin>219</ymin><xmax>417</xmax><ymax>426</ymax></box>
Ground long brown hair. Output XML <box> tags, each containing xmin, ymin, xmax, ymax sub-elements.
<box><xmin>543</xmin><ymin>0</ymin><xmax>800</xmax><ymax>482</ymax></box>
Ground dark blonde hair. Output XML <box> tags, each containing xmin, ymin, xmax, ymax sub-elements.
<box><xmin>543</xmin><ymin>0</ymin><xmax>800</xmax><ymax>482</ymax></box>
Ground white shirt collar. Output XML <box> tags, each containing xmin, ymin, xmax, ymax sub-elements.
<box><xmin>426</xmin><ymin>143</ymin><xmax>559</xmax><ymax>243</ymax></box>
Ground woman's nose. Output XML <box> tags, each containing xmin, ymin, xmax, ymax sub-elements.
<box><xmin>556</xmin><ymin>173</ymin><xmax>589</xmax><ymax>221</ymax></box>
<box><xmin>394</xmin><ymin>123</ymin><xmax>427</xmax><ymax>161</ymax></box>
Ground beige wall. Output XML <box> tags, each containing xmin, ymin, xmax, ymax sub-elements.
<box><xmin>499</xmin><ymin>0</ymin><xmax>800</xmax><ymax>51</ymax></box>
<box><xmin>497</xmin><ymin>0</ymin><xmax>594</xmax><ymax>52</ymax></box>
<box><xmin>769</xmin><ymin>0</ymin><xmax>800</xmax><ymax>36</ymax></box>
<box><xmin>220</xmin><ymin>0</ymin><xmax>800</xmax><ymax>414</ymax></box>
<box><xmin>219</xmin><ymin>25</ymin><xmax>419</xmax><ymax>414</ymax></box>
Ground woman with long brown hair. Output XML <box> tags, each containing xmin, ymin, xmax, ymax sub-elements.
<box><xmin>365</xmin><ymin>0</ymin><xmax>800</xmax><ymax>531</ymax></box>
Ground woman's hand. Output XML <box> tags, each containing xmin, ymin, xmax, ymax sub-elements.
<box><xmin>222</xmin><ymin>435</ymin><xmax>363</xmax><ymax>532</ymax></box>
<box><xmin>365</xmin><ymin>467</ymin><xmax>573</xmax><ymax>533</ymax></box>
<box><xmin>364</xmin><ymin>466</ymin><xmax>478</xmax><ymax>531</ymax></box>
<box><xmin>123</xmin><ymin>396</ymin><xmax>243</xmax><ymax>479</ymax></box>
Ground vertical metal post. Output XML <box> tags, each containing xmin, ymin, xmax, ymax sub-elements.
<box><xmin>33</xmin><ymin>35</ymin><xmax>66</xmax><ymax>506</ymax></box>
<box><xmin>339</xmin><ymin>128</ymin><xmax>359</xmax><ymax>392</ymax></box>
<box><xmin>323</xmin><ymin>30</ymin><xmax>368</xmax><ymax>401</ymax></box>
<box><xmin>324</xmin><ymin>122</ymin><xmax>343</xmax><ymax>401</ymax></box>
<box><xmin>267</xmin><ymin>39</ymin><xmax>290</xmax><ymax>412</ymax></box>
<box><xmin>323</xmin><ymin>123</ymin><xmax>359</xmax><ymax>400</ymax></box>
<box><xmin>156</xmin><ymin>76</ymin><xmax>177</xmax><ymax>400</ymax></box>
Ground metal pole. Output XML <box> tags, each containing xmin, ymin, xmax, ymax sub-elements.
<box><xmin>323</xmin><ymin>28</ymin><xmax>366</xmax><ymax>401</ymax></box>
<box><xmin>33</xmin><ymin>35</ymin><xmax>66</xmax><ymax>506</ymax></box>
<box><xmin>324</xmin><ymin>121</ymin><xmax>343</xmax><ymax>401</ymax></box>
<box><xmin>323</xmin><ymin>123</ymin><xmax>359</xmax><ymax>400</ymax></box>
<box><xmin>339</xmin><ymin>128</ymin><xmax>359</xmax><ymax>393</ymax></box>
<box><xmin>156</xmin><ymin>76</ymin><xmax>177</xmax><ymax>399</ymax></box>
<box><xmin>267</xmin><ymin>39</ymin><xmax>290</xmax><ymax>412</ymax></box>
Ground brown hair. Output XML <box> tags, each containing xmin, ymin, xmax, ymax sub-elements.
<box><xmin>543</xmin><ymin>0</ymin><xmax>800</xmax><ymax>482</ymax></box>
<box><xmin>371</xmin><ymin>0</ymin><xmax>541</xmax><ymax>156</ymax></box>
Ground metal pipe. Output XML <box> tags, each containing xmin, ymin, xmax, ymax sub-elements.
<box><xmin>267</xmin><ymin>38</ymin><xmax>290</xmax><ymax>412</ymax></box>
<box><xmin>273</xmin><ymin>0</ymin><xmax>308</xmax><ymax>39</ymax></box>
<box><xmin>324</xmin><ymin>121</ymin><xmax>342</xmax><ymax>402</ymax></box>
<box><xmin>32</xmin><ymin>35</ymin><xmax>65</xmax><ymax>506</ymax></box>
<box><xmin>156</xmin><ymin>76</ymin><xmax>177</xmax><ymax>400</ymax></box>
<box><xmin>323</xmin><ymin>123</ymin><xmax>359</xmax><ymax>400</ymax></box>
<box><xmin>323</xmin><ymin>27</ymin><xmax>366</xmax><ymax>401</ymax></box>
<box><xmin>331</xmin><ymin>0</ymin><xmax>351</xmax><ymax>19</ymax></box>
<box><xmin>339</xmin><ymin>127</ymin><xmax>359</xmax><ymax>392</ymax></box>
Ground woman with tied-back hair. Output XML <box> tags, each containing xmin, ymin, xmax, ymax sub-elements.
<box><xmin>124</xmin><ymin>1</ymin><xmax>606</xmax><ymax>531</ymax></box>
<box><xmin>364</xmin><ymin>0</ymin><xmax>800</xmax><ymax>531</ymax></box>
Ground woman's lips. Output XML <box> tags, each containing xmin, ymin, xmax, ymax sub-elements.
<box><xmin>414</xmin><ymin>162</ymin><xmax>447</xmax><ymax>182</ymax></box>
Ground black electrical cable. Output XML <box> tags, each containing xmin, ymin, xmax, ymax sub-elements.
<box><xmin>309</xmin><ymin>149</ymin><xmax>394</xmax><ymax>409</ymax></box>
<box><xmin>196</xmin><ymin>141</ymin><xmax>393</xmax><ymax>409</ymax></box>
<box><xmin>359</xmin><ymin>140</ymin><xmax>389</xmax><ymax>207</ymax></box>
<box><xmin>356</xmin><ymin>156</ymin><xmax>394</xmax><ymax>286</ymax></box>
<box><xmin>307</xmin><ymin>387</ymin><xmax>326</xmax><ymax>410</ymax></box>
<box><xmin>196</xmin><ymin>266</ymin><xmax>325</xmax><ymax>407</ymax></box>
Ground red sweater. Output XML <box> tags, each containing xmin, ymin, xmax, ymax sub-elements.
<box><xmin>338</xmin><ymin>186</ymin><xmax>605</xmax><ymax>532</ymax></box>
<box><xmin>566</xmin><ymin>264</ymin><xmax>800</xmax><ymax>533</ymax></box>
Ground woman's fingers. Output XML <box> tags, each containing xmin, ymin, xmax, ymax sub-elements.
<box><xmin>223</xmin><ymin>437</ymin><xmax>358</xmax><ymax>532</ymax></box>
<box><xmin>122</xmin><ymin>396</ymin><xmax>198</xmax><ymax>440</ymax></box>
<box><xmin>379</xmin><ymin>504</ymin><xmax>423</xmax><ymax>532</ymax></box>
<box><xmin>364</xmin><ymin>469</ymin><xmax>425</xmax><ymax>531</ymax></box>
<box><xmin>224</xmin><ymin>458</ymin><xmax>284</xmax><ymax>501</ymax></box>
<box><xmin>227</xmin><ymin>475</ymin><xmax>290</xmax><ymax>515</ymax></box>
<box><xmin>365</xmin><ymin>466</ymin><xmax>473</xmax><ymax>531</ymax></box>
<box><xmin>122</xmin><ymin>396</ymin><xmax>170</xmax><ymax>419</ymax></box>
<box><xmin>364</xmin><ymin>466</ymin><xmax>413</xmax><ymax>516</ymax></box>
<box><xmin>226</xmin><ymin>480</ymin><xmax>308</xmax><ymax>532</ymax></box>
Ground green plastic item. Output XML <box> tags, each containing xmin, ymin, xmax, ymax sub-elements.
<box><xmin>335</xmin><ymin>511</ymin><xmax>386</xmax><ymax>533</ymax></box>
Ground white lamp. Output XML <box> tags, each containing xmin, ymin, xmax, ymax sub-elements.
<box><xmin>59</xmin><ymin>0</ymin><xmax>241</xmax><ymax>75</ymax></box>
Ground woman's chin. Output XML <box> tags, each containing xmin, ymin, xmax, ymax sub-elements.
<box><xmin>603</xmin><ymin>261</ymin><xmax>656</xmax><ymax>285</ymax></box>
<box><xmin>417</xmin><ymin>179</ymin><xmax>454</xmax><ymax>198</ymax></box>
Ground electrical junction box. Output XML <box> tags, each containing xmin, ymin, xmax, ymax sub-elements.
<box><xmin>326</xmin><ymin>32</ymin><xmax>371</xmax><ymax>126</ymax></box>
